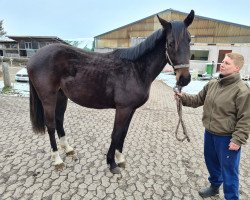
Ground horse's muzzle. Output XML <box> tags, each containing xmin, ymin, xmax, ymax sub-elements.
<box><xmin>178</xmin><ymin>74</ymin><xmax>191</xmax><ymax>87</ymax></box>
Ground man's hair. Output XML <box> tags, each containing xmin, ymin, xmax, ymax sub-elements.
<box><xmin>226</xmin><ymin>52</ymin><xmax>244</xmax><ymax>69</ymax></box>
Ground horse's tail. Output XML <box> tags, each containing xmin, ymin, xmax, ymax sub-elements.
<box><xmin>29</xmin><ymin>80</ymin><xmax>45</xmax><ymax>134</ymax></box>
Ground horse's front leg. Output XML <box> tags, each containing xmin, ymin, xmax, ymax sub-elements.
<box><xmin>115</xmin><ymin>109</ymin><xmax>135</xmax><ymax>169</ymax></box>
<box><xmin>107</xmin><ymin>107</ymin><xmax>134</xmax><ymax>174</ymax></box>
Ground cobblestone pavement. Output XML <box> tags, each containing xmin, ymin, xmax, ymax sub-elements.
<box><xmin>0</xmin><ymin>80</ymin><xmax>249</xmax><ymax>200</ymax></box>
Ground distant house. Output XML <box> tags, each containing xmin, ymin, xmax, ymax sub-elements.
<box><xmin>0</xmin><ymin>36</ymin><xmax>68</xmax><ymax>58</ymax></box>
<box><xmin>0</xmin><ymin>36</ymin><xmax>18</xmax><ymax>57</ymax></box>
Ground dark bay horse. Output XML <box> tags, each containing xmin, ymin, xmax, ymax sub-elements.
<box><xmin>27</xmin><ymin>10</ymin><xmax>194</xmax><ymax>173</ymax></box>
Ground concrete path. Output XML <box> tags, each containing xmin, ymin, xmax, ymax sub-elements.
<box><xmin>0</xmin><ymin>80</ymin><xmax>249</xmax><ymax>200</ymax></box>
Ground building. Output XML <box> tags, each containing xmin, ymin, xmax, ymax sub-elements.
<box><xmin>94</xmin><ymin>9</ymin><xmax>250</xmax><ymax>76</ymax></box>
<box><xmin>0</xmin><ymin>36</ymin><xmax>68</xmax><ymax>58</ymax></box>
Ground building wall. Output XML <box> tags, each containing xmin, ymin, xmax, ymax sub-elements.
<box><xmin>95</xmin><ymin>10</ymin><xmax>250</xmax><ymax>50</ymax></box>
<box><xmin>190</xmin><ymin>44</ymin><xmax>250</xmax><ymax>75</ymax></box>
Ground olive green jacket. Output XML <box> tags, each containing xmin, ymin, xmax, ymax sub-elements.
<box><xmin>181</xmin><ymin>73</ymin><xmax>250</xmax><ymax>145</ymax></box>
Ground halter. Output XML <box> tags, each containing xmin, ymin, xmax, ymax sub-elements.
<box><xmin>165</xmin><ymin>45</ymin><xmax>190</xmax><ymax>70</ymax></box>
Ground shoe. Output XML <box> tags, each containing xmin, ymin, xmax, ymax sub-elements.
<box><xmin>198</xmin><ymin>185</ymin><xmax>219</xmax><ymax>198</ymax></box>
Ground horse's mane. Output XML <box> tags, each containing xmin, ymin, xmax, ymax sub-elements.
<box><xmin>113</xmin><ymin>29</ymin><xmax>165</xmax><ymax>61</ymax></box>
<box><xmin>113</xmin><ymin>21</ymin><xmax>188</xmax><ymax>61</ymax></box>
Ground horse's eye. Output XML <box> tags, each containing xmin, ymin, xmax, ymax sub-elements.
<box><xmin>168</xmin><ymin>43</ymin><xmax>174</xmax><ymax>48</ymax></box>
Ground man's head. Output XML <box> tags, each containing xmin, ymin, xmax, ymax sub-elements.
<box><xmin>220</xmin><ymin>53</ymin><xmax>244</xmax><ymax>76</ymax></box>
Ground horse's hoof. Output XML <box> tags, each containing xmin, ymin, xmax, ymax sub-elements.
<box><xmin>66</xmin><ymin>151</ymin><xmax>78</xmax><ymax>161</ymax></box>
<box><xmin>66</xmin><ymin>150</ymin><xmax>75</xmax><ymax>156</ymax></box>
<box><xmin>118</xmin><ymin>162</ymin><xmax>126</xmax><ymax>169</ymax></box>
<box><xmin>110</xmin><ymin>166</ymin><xmax>121</xmax><ymax>174</ymax></box>
<box><xmin>55</xmin><ymin>163</ymin><xmax>65</xmax><ymax>172</ymax></box>
<box><xmin>71</xmin><ymin>154</ymin><xmax>78</xmax><ymax>161</ymax></box>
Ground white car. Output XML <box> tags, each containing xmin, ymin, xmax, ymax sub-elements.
<box><xmin>15</xmin><ymin>67</ymin><xmax>29</xmax><ymax>82</ymax></box>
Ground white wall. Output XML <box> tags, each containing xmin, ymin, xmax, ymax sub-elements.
<box><xmin>190</xmin><ymin>44</ymin><xmax>250</xmax><ymax>75</ymax></box>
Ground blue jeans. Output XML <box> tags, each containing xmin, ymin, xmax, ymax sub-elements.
<box><xmin>204</xmin><ymin>130</ymin><xmax>241</xmax><ymax>200</ymax></box>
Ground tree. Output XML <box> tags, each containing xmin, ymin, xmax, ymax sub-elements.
<box><xmin>0</xmin><ymin>20</ymin><xmax>6</xmax><ymax>36</ymax></box>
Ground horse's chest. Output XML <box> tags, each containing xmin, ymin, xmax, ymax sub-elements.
<box><xmin>116</xmin><ymin>86</ymin><xmax>149</xmax><ymax>108</ymax></box>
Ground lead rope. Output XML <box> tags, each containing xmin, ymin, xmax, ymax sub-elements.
<box><xmin>166</xmin><ymin>46</ymin><xmax>190</xmax><ymax>142</ymax></box>
<box><xmin>173</xmin><ymin>86</ymin><xmax>190</xmax><ymax>142</ymax></box>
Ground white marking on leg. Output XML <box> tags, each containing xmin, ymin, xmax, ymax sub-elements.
<box><xmin>51</xmin><ymin>151</ymin><xmax>63</xmax><ymax>165</ymax></box>
<box><xmin>115</xmin><ymin>150</ymin><xmax>125</xmax><ymax>164</ymax></box>
<box><xmin>60</xmin><ymin>136</ymin><xmax>74</xmax><ymax>153</ymax></box>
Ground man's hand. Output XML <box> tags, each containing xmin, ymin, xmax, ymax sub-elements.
<box><xmin>229</xmin><ymin>141</ymin><xmax>240</xmax><ymax>151</ymax></box>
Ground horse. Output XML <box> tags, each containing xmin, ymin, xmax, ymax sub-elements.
<box><xmin>27</xmin><ymin>10</ymin><xmax>195</xmax><ymax>174</ymax></box>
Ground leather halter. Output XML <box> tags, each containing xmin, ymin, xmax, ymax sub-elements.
<box><xmin>165</xmin><ymin>45</ymin><xmax>190</xmax><ymax>70</ymax></box>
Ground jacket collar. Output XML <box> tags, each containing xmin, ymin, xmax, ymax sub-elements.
<box><xmin>218</xmin><ymin>73</ymin><xmax>241</xmax><ymax>86</ymax></box>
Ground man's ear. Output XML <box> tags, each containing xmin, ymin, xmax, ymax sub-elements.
<box><xmin>235</xmin><ymin>65</ymin><xmax>240</xmax><ymax>72</ymax></box>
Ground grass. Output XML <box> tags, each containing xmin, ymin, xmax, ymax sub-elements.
<box><xmin>1</xmin><ymin>86</ymin><xmax>13</xmax><ymax>93</ymax></box>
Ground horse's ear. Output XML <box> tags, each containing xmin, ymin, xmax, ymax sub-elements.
<box><xmin>157</xmin><ymin>15</ymin><xmax>171</xmax><ymax>29</ymax></box>
<box><xmin>184</xmin><ymin>10</ymin><xmax>195</xmax><ymax>27</ymax></box>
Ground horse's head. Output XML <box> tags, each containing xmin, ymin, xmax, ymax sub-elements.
<box><xmin>158</xmin><ymin>10</ymin><xmax>195</xmax><ymax>88</ymax></box>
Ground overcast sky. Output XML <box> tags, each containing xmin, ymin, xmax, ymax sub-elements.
<box><xmin>1</xmin><ymin>0</ymin><xmax>250</xmax><ymax>39</ymax></box>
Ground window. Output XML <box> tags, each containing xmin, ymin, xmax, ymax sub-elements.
<box><xmin>5</xmin><ymin>43</ymin><xmax>17</xmax><ymax>49</ymax></box>
<box><xmin>25</xmin><ymin>42</ymin><xmax>32</xmax><ymax>49</ymax></box>
<box><xmin>190</xmin><ymin>50</ymin><xmax>209</xmax><ymax>61</ymax></box>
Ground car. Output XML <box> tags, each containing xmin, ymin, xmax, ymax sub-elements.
<box><xmin>15</xmin><ymin>67</ymin><xmax>29</xmax><ymax>82</ymax></box>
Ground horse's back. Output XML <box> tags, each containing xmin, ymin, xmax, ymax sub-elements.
<box><xmin>27</xmin><ymin>43</ymin><xmax>117</xmax><ymax>107</ymax></box>
<box><xmin>28</xmin><ymin>44</ymin><xmax>75</xmax><ymax>70</ymax></box>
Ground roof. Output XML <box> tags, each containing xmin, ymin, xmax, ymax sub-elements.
<box><xmin>6</xmin><ymin>35</ymin><xmax>68</xmax><ymax>44</ymax></box>
<box><xmin>0</xmin><ymin>36</ymin><xmax>16</xmax><ymax>43</ymax></box>
<box><xmin>94</xmin><ymin>8</ymin><xmax>250</xmax><ymax>38</ymax></box>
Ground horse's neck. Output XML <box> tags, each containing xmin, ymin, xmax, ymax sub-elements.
<box><xmin>139</xmin><ymin>42</ymin><xmax>167</xmax><ymax>84</ymax></box>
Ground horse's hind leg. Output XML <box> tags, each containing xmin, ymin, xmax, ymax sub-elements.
<box><xmin>43</xmin><ymin>93</ymin><xmax>65</xmax><ymax>171</ymax></box>
<box><xmin>55</xmin><ymin>90</ymin><xmax>76</xmax><ymax>158</ymax></box>
<box><xmin>107</xmin><ymin>107</ymin><xmax>134</xmax><ymax>174</ymax></box>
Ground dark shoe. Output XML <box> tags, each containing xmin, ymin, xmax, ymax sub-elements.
<box><xmin>198</xmin><ymin>185</ymin><xmax>219</xmax><ymax>198</ymax></box>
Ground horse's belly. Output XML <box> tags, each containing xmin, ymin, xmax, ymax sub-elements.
<box><xmin>61</xmin><ymin>78</ymin><xmax>115</xmax><ymax>109</ymax></box>
<box><xmin>70</xmin><ymin>93</ymin><xmax>115</xmax><ymax>109</ymax></box>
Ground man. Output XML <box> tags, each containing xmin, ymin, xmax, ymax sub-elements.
<box><xmin>175</xmin><ymin>53</ymin><xmax>250</xmax><ymax>200</ymax></box>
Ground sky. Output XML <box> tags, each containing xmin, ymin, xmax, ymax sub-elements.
<box><xmin>1</xmin><ymin>0</ymin><xmax>250</xmax><ymax>40</ymax></box>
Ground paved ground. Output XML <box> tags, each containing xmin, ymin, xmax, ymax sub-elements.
<box><xmin>0</xmin><ymin>80</ymin><xmax>249</xmax><ymax>200</ymax></box>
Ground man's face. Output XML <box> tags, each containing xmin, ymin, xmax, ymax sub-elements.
<box><xmin>220</xmin><ymin>56</ymin><xmax>240</xmax><ymax>76</ymax></box>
